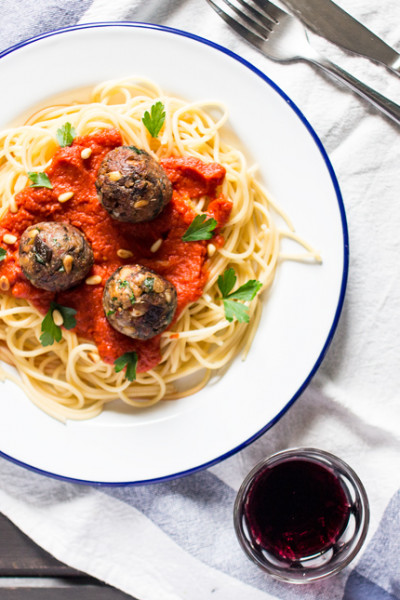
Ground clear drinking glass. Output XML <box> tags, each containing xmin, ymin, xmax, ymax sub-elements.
<box><xmin>233</xmin><ymin>447</ymin><xmax>369</xmax><ymax>583</ymax></box>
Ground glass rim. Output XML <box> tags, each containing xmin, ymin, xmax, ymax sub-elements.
<box><xmin>233</xmin><ymin>447</ymin><xmax>370</xmax><ymax>583</ymax></box>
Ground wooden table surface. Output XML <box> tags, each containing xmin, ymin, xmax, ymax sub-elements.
<box><xmin>0</xmin><ymin>512</ymin><xmax>135</xmax><ymax>599</ymax></box>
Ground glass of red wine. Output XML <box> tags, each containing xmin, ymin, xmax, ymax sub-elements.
<box><xmin>234</xmin><ymin>448</ymin><xmax>369</xmax><ymax>582</ymax></box>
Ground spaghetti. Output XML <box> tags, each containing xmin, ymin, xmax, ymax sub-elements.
<box><xmin>0</xmin><ymin>77</ymin><xmax>320</xmax><ymax>421</ymax></box>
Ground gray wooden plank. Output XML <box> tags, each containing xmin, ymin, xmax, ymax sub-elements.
<box><xmin>0</xmin><ymin>586</ymin><xmax>134</xmax><ymax>599</ymax></box>
<box><xmin>0</xmin><ymin>514</ymin><xmax>82</xmax><ymax>576</ymax></box>
<box><xmin>0</xmin><ymin>514</ymin><xmax>138</xmax><ymax>599</ymax></box>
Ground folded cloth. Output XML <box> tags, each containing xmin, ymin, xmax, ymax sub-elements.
<box><xmin>1</xmin><ymin>1</ymin><xmax>400</xmax><ymax>599</ymax></box>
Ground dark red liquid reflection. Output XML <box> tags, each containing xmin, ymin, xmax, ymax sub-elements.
<box><xmin>244</xmin><ymin>458</ymin><xmax>351</xmax><ymax>561</ymax></box>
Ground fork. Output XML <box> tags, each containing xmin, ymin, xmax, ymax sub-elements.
<box><xmin>206</xmin><ymin>0</ymin><xmax>400</xmax><ymax>125</ymax></box>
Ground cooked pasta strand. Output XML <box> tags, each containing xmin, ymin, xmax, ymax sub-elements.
<box><xmin>0</xmin><ymin>77</ymin><xmax>320</xmax><ymax>420</ymax></box>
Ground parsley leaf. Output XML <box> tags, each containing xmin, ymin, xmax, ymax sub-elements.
<box><xmin>57</xmin><ymin>304</ymin><xmax>78</xmax><ymax>330</ymax></box>
<box><xmin>40</xmin><ymin>314</ymin><xmax>61</xmax><ymax>346</ymax></box>
<box><xmin>217</xmin><ymin>268</ymin><xmax>236</xmax><ymax>297</ymax></box>
<box><xmin>142</xmin><ymin>101</ymin><xmax>166</xmax><ymax>138</ymax></box>
<box><xmin>114</xmin><ymin>352</ymin><xmax>138</xmax><ymax>382</ymax></box>
<box><xmin>40</xmin><ymin>309</ymin><xmax>62</xmax><ymax>346</ymax></box>
<box><xmin>217</xmin><ymin>268</ymin><xmax>262</xmax><ymax>324</ymax></box>
<box><xmin>223</xmin><ymin>299</ymin><xmax>250</xmax><ymax>323</ymax></box>
<box><xmin>182</xmin><ymin>214</ymin><xmax>218</xmax><ymax>242</ymax></box>
<box><xmin>0</xmin><ymin>248</ymin><xmax>6</xmax><ymax>262</ymax></box>
<box><xmin>40</xmin><ymin>302</ymin><xmax>77</xmax><ymax>347</ymax></box>
<box><xmin>27</xmin><ymin>172</ymin><xmax>53</xmax><ymax>189</ymax></box>
<box><xmin>56</xmin><ymin>122</ymin><xmax>76</xmax><ymax>147</ymax></box>
<box><xmin>226</xmin><ymin>279</ymin><xmax>263</xmax><ymax>301</ymax></box>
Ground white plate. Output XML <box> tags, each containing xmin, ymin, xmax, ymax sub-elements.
<box><xmin>0</xmin><ymin>23</ymin><xmax>347</xmax><ymax>485</ymax></box>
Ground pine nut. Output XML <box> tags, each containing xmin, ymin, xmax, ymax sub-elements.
<box><xmin>27</xmin><ymin>228</ymin><xmax>39</xmax><ymax>240</ymax></box>
<box><xmin>58</xmin><ymin>191</ymin><xmax>74</xmax><ymax>203</ymax></box>
<box><xmin>135</xmin><ymin>200</ymin><xmax>148</xmax><ymax>208</ymax></box>
<box><xmin>150</xmin><ymin>238</ymin><xmax>162</xmax><ymax>253</ymax></box>
<box><xmin>3</xmin><ymin>234</ymin><xmax>17</xmax><ymax>245</ymax></box>
<box><xmin>85</xmin><ymin>275</ymin><xmax>102</xmax><ymax>285</ymax></box>
<box><xmin>52</xmin><ymin>309</ymin><xmax>64</xmax><ymax>327</ymax></box>
<box><xmin>10</xmin><ymin>205</ymin><xmax>18</xmax><ymax>214</ymax></box>
<box><xmin>63</xmin><ymin>254</ymin><xmax>74</xmax><ymax>274</ymax></box>
<box><xmin>117</xmin><ymin>249</ymin><xmax>133</xmax><ymax>259</ymax></box>
<box><xmin>207</xmin><ymin>243</ymin><xmax>216</xmax><ymax>258</ymax></box>
<box><xmin>108</xmin><ymin>171</ymin><xmax>121</xmax><ymax>181</ymax></box>
<box><xmin>0</xmin><ymin>276</ymin><xmax>10</xmax><ymax>291</ymax></box>
<box><xmin>81</xmin><ymin>148</ymin><xmax>92</xmax><ymax>159</ymax></box>
<box><xmin>130</xmin><ymin>307</ymin><xmax>145</xmax><ymax>318</ymax></box>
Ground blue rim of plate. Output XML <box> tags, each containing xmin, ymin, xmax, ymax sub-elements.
<box><xmin>0</xmin><ymin>21</ymin><xmax>349</xmax><ymax>487</ymax></box>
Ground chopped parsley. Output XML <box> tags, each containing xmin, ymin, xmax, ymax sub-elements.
<box><xmin>142</xmin><ymin>101</ymin><xmax>166</xmax><ymax>138</ymax></box>
<box><xmin>114</xmin><ymin>352</ymin><xmax>138</xmax><ymax>382</ymax></box>
<box><xmin>217</xmin><ymin>268</ymin><xmax>262</xmax><ymax>323</ymax></box>
<box><xmin>182</xmin><ymin>214</ymin><xmax>218</xmax><ymax>242</ymax></box>
<box><xmin>56</xmin><ymin>122</ymin><xmax>76</xmax><ymax>147</ymax></box>
<box><xmin>27</xmin><ymin>172</ymin><xmax>53</xmax><ymax>189</ymax></box>
<box><xmin>107</xmin><ymin>309</ymin><xmax>116</xmax><ymax>316</ymax></box>
<box><xmin>143</xmin><ymin>277</ymin><xmax>155</xmax><ymax>292</ymax></box>
<box><xmin>40</xmin><ymin>302</ymin><xmax>77</xmax><ymax>347</ymax></box>
<box><xmin>128</xmin><ymin>145</ymin><xmax>145</xmax><ymax>154</ymax></box>
<box><xmin>118</xmin><ymin>280</ymin><xmax>129</xmax><ymax>288</ymax></box>
<box><xmin>34</xmin><ymin>253</ymin><xmax>46</xmax><ymax>265</ymax></box>
<box><xmin>0</xmin><ymin>248</ymin><xmax>6</xmax><ymax>262</ymax></box>
<box><xmin>130</xmin><ymin>293</ymin><xmax>136</xmax><ymax>305</ymax></box>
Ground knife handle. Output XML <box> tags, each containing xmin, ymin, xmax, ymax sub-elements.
<box><xmin>309</xmin><ymin>54</ymin><xmax>400</xmax><ymax>125</ymax></box>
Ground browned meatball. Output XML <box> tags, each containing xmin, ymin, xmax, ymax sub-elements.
<box><xmin>103</xmin><ymin>265</ymin><xmax>177</xmax><ymax>340</ymax></box>
<box><xmin>95</xmin><ymin>146</ymin><xmax>172</xmax><ymax>223</ymax></box>
<box><xmin>19</xmin><ymin>222</ymin><xmax>94</xmax><ymax>292</ymax></box>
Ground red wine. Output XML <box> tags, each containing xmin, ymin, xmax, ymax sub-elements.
<box><xmin>244</xmin><ymin>458</ymin><xmax>351</xmax><ymax>561</ymax></box>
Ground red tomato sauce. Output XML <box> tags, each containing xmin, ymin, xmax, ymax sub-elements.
<box><xmin>0</xmin><ymin>129</ymin><xmax>231</xmax><ymax>372</ymax></box>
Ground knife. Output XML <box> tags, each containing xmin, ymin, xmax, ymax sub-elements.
<box><xmin>280</xmin><ymin>0</ymin><xmax>400</xmax><ymax>76</ymax></box>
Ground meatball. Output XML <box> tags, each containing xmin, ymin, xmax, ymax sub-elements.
<box><xmin>103</xmin><ymin>265</ymin><xmax>177</xmax><ymax>340</ymax></box>
<box><xmin>19</xmin><ymin>221</ymin><xmax>94</xmax><ymax>292</ymax></box>
<box><xmin>95</xmin><ymin>146</ymin><xmax>172</xmax><ymax>223</ymax></box>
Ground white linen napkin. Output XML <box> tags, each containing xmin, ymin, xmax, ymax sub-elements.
<box><xmin>0</xmin><ymin>1</ymin><xmax>400</xmax><ymax>599</ymax></box>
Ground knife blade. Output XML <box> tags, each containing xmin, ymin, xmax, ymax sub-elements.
<box><xmin>280</xmin><ymin>0</ymin><xmax>400</xmax><ymax>75</ymax></box>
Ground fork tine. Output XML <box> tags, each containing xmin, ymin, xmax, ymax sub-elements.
<box><xmin>230</xmin><ymin>0</ymin><xmax>276</xmax><ymax>30</ymax></box>
<box><xmin>251</xmin><ymin>0</ymin><xmax>287</xmax><ymax>23</ymax></box>
<box><xmin>211</xmin><ymin>0</ymin><xmax>273</xmax><ymax>39</ymax></box>
<box><xmin>206</xmin><ymin>0</ymin><xmax>268</xmax><ymax>50</ymax></box>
